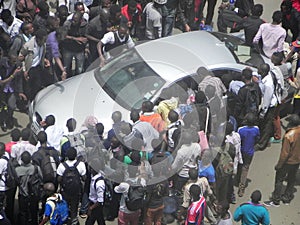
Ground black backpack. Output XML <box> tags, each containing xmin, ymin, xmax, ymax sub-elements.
<box><xmin>94</xmin><ymin>176</ymin><xmax>113</xmax><ymax>206</ymax></box>
<box><xmin>1</xmin><ymin>156</ymin><xmax>19</xmax><ymax>189</ymax></box>
<box><xmin>244</xmin><ymin>85</ymin><xmax>260</xmax><ymax>115</ymax></box>
<box><xmin>125</xmin><ymin>185</ymin><xmax>146</xmax><ymax>211</ymax></box>
<box><xmin>61</xmin><ymin>161</ymin><xmax>81</xmax><ymax>195</ymax></box>
<box><xmin>19</xmin><ymin>165</ymin><xmax>43</xmax><ymax>197</ymax></box>
<box><xmin>39</xmin><ymin>148</ymin><xmax>57</xmax><ymax>183</ymax></box>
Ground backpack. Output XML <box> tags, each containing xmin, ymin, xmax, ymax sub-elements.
<box><xmin>61</xmin><ymin>161</ymin><xmax>82</xmax><ymax>195</ymax></box>
<box><xmin>1</xmin><ymin>156</ymin><xmax>19</xmax><ymax>189</ymax></box>
<box><xmin>49</xmin><ymin>199</ymin><xmax>69</xmax><ymax>225</ymax></box>
<box><xmin>125</xmin><ymin>185</ymin><xmax>146</xmax><ymax>211</ymax></box>
<box><xmin>39</xmin><ymin>148</ymin><xmax>57</xmax><ymax>183</ymax></box>
<box><xmin>94</xmin><ymin>176</ymin><xmax>113</xmax><ymax>207</ymax></box>
<box><xmin>216</xmin><ymin>143</ymin><xmax>234</xmax><ymax>176</ymax></box>
<box><xmin>28</xmin><ymin>165</ymin><xmax>43</xmax><ymax>197</ymax></box>
<box><xmin>65</xmin><ymin>134</ymin><xmax>87</xmax><ymax>162</ymax></box>
<box><xmin>244</xmin><ymin>85</ymin><xmax>260</xmax><ymax>114</ymax></box>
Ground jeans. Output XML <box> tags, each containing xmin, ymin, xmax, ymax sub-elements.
<box><xmin>79</xmin><ymin>192</ymin><xmax>89</xmax><ymax>215</ymax></box>
<box><xmin>62</xmin><ymin>50</ymin><xmax>85</xmax><ymax>76</ymax></box>
<box><xmin>163</xmin><ymin>15</ymin><xmax>175</xmax><ymax>37</ymax></box>
<box><xmin>118</xmin><ymin>210</ymin><xmax>140</xmax><ymax>225</ymax></box>
<box><xmin>85</xmin><ymin>203</ymin><xmax>105</xmax><ymax>225</ymax></box>
<box><xmin>272</xmin><ymin>163</ymin><xmax>300</xmax><ymax>203</ymax></box>
<box><xmin>144</xmin><ymin>205</ymin><xmax>164</xmax><ymax>225</ymax></box>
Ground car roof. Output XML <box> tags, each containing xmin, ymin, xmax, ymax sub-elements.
<box><xmin>135</xmin><ymin>31</ymin><xmax>237</xmax><ymax>81</ymax></box>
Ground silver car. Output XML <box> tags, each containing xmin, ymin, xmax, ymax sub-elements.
<box><xmin>29</xmin><ymin>31</ymin><xmax>269</xmax><ymax>134</ymax></box>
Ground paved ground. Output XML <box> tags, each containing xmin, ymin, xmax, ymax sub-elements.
<box><xmin>1</xmin><ymin>1</ymin><xmax>299</xmax><ymax>224</ymax></box>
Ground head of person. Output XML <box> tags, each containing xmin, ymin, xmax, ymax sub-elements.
<box><xmin>225</xmin><ymin>121</ymin><xmax>234</xmax><ymax>136</ymax></box>
<box><xmin>37</xmin><ymin>131</ymin><xmax>47</xmax><ymax>145</ymax></box>
<box><xmin>188</xmin><ymin>168</ymin><xmax>198</xmax><ymax>181</ymax></box>
<box><xmin>111</xmin><ymin>111</ymin><xmax>122</xmax><ymax>123</ymax></box>
<box><xmin>216</xmin><ymin>200</ymin><xmax>230</xmax><ymax>218</ymax></box>
<box><xmin>0</xmin><ymin>142</ymin><xmax>5</xmax><ymax>157</ymax></box>
<box><xmin>153</xmin><ymin>0</ymin><xmax>167</xmax><ymax>7</ymax></box>
<box><xmin>130</xmin><ymin>109</ymin><xmax>140</xmax><ymax>123</ymax></box>
<box><xmin>241</xmin><ymin>67</ymin><xmax>253</xmax><ymax>82</ymax></box>
<box><xmin>21</xmin><ymin>128</ymin><xmax>31</xmax><ymax>141</ymax></box>
<box><xmin>0</xmin><ymin>9</ymin><xmax>13</xmax><ymax>26</ymax></box>
<box><xmin>74</xmin><ymin>2</ymin><xmax>85</xmax><ymax>14</ymax></box>
<box><xmin>151</xmin><ymin>138</ymin><xmax>163</xmax><ymax>152</ymax></box>
<box><xmin>83</xmin><ymin>116</ymin><xmax>98</xmax><ymax>129</ymax></box>
<box><xmin>43</xmin><ymin>182</ymin><xmax>56</xmax><ymax>197</ymax></box>
<box><xmin>38</xmin><ymin>0</ymin><xmax>50</xmax><ymax>17</ymax></box>
<box><xmin>168</xmin><ymin>110</ymin><xmax>179</xmax><ymax>124</ymax></box>
<box><xmin>141</xmin><ymin>101</ymin><xmax>154</xmax><ymax>113</ymax></box>
<box><xmin>102</xmin><ymin>0</ymin><xmax>112</xmax><ymax>9</ymax></box>
<box><xmin>128</xmin><ymin>0</ymin><xmax>138</xmax><ymax>14</ymax></box>
<box><xmin>21</xmin><ymin>151</ymin><xmax>31</xmax><ymax>165</ymax></box>
<box><xmin>66</xmin><ymin>118</ymin><xmax>77</xmax><ymax>132</ymax></box>
<box><xmin>8</xmin><ymin>53</ymin><xmax>18</xmax><ymax>66</ymax></box>
<box><xmin>45</xmin><ymin>114</ymin><xmax>55</xmax><ymax>126</ymax></box>
<box><xmin>96</xmin><ymin>123</ymin><xmax>104</xmax><ymax>137</ymax></box>
<box><xmin>20</xmin><ymin>21</ymin><xmax>34</xmax><ymax>36</ymax></box>
<box><xmin>72</xmin><ymin>11</ymin><xmax>83</xmax><ymax>26</ymax></box>
<box><xmin>56</xmin><ymin>5</ymin><xmax>69</xmax><ymax>24</ymax></box>
<box><xmin>271</xmin><ymin>52</ymin><xmax>284</xmax><ymax>66</ymax></box>
<box><xmin>55</xmin><ymin>26</ymin><xmax>68</xmax><ymax>42</ymax></box>
<box><xmin>110</xmin><ymin>135</ymin><xmax>121</xmax><ymax>148</ymax></box>
<box><xmin>120</xmin><ymin>122</ymin><xmax>132</xmax><ymax>135</ymax></box>
<box><xmin>243</xmin><ymin>112</ymin><xmax>257</xmax><ymax>126</ymax></box>
<box><xmin>189</xmin><ymin>184</ymin><xmax>201</xmax><ymax>201</ymax></box>
<box><xmin>118</xmin><ymin>24</ymin><xmax>129</xmax><ymax>39</ymax></box>
<box><xmin>11</xmin><ymin>128</ymin><xmax>21</xmax><ymax>142</ymax></box>
<box><xmin>286</xmin><ymin>114</ymin><xmax>300</xmax><ymax>128</ymax></box>
<box><xmin>47</xmin><ymin>16</ymin><xmax>60</xmax><ymax>32</ymax></box>
<box><xmin>66</xmin><ymin>147</ymin><xmax>77</xmax><ymax>160</ymax></box>
<box><xmin>257</xmin><ymin>63</ymin><xmax>270</xmax><ymax>78</ymax></box>
<box><xmin>35</xmin><ymin>29</ymin><xmax>48</xmax><ymax>46</ymax></box>
<box><xmin>109</xmin><ymin>4</ymin><xmax>122</xmax><ymax>22</ymax></box>
<box><xmin>196</xmin><ymin>66</ymin><xmax>212</xmax><ymax>83</ymax></box>
<box><xmin>250</xmin><ymin>190</ymin><xmax>262</xmax><ymax>204</ymax></box>
<box><xmin>251</xmin><ymin>4</ymin><xmax>263</xmax><ymax>17</ymax></box>
<box><xmin>272</xmin><ymin>10</ymin><xmax>282</xmax><ymax>24</ymax></box>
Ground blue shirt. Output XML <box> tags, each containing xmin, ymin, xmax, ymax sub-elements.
<box><xmin>198</xmin><ymin>161</ymin><xmax>216</xmax><ymax>183</ymax></box>
<box><xmin>234</xmin><ymin>202</ymin><xmax>270</xmax><ymax>225</ymax></box>
<box><xmin>238</xmin><ymin>126</ymin><xmax>260</xmax><ymax>156</ymax></box>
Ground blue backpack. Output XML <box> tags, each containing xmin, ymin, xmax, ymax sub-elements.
<box><xmin>49</xmin><ymin>199</ymin><xmax>69</xmax><ymax>225</ymax></box>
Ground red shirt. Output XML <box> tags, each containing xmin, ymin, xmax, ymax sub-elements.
<box><xmin>293</xmin><ymin>0</ymin><xmax>300</xmax><ymax>12</ymax></box>
<box><xmin>121</xmin><ymin>4</ymin><xmax>142</xmax><ymax>22</ymax></box>
<box><xmin>5</xmin><ymin>141</ymin><xmax>17</xmax><ymax>154</ymax></box>
<box><xmin>185</xmin><ymin>196</ymin><xmax>206</xmax><ymax>225</ymax></box>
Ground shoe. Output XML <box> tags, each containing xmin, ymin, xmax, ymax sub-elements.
<box><xmin>281</xmin><ymin>196</ymin><xmax>291</xmax><ymax>205</ymax></box>
<box><xmin>263</xmin><ymin>201</ymin><xmax>280</xmax><ymax>207</ymax></box>
<box><xmin>1</xmin><ymin>122</ymin><xmax>7</xmax><ymax>132</ymax></box>
<box><xmin>230</xmin><ymin>193</ymin><xmax>236</xmax><ymax>204</ymax></box>
<box><xmin>269</xmin><ymin>137</ymin><xmax>281</xmax><ymax>143</ymax></box>
<box><xmin>238</xmin><ymin>184</ymin><xmax>245</xmax><ymax>197</ymax></box>
<box><xmin>254</xmin><ymin>144</ymin><xmax>265</xmax><ymax>151</ymax></box>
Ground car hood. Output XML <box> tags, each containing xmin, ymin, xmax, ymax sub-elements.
<box><xmin>32</xmin><ymin>70</ymin><xmax>129</xmax><ymax>132</ymax></box>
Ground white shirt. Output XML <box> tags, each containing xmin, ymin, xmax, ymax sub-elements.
<box><xmin>57</xmin><ymin>160</ymin><xmax>86</xmax><ymax>176</ymax></box>
<box><xmin>0</xmin><ymin>17</ymin><xmax>22</xmax><ymax>38</ymax></box>
<box><xmin>89</xmin><ymin>173</ymin><xmax>105</xmax><ymax>203</ymax></box>
<box><xmin>11</xmin><ymin>141</ymin><xmax>37</xmax><ymax>165</ymax></box>
<box><xmin>31</xmin><ymin>40</ymin><xmax>44</xmax><ymax>67</ymax></box>
<box><xmin>45</xmin><ymin>125</ymin><xmax>64</xmax><ymax>151</ymax></box>
<box><xmin>0</xmin><ymin>152</ymin><xmax>9</xmax><ymax>191</ymax></box>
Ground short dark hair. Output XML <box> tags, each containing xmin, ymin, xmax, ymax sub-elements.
<box><xmin>272</xmin><ymin>10</ymin><xmax>282</xmax><ymax>24</ymax></box>
<box><xmin>66</xmin><ymin>118</ymin><xmax>77</xmax><ymax>132</ymax></box>
<box><xmin>271</xmin><ymin>52</ymin><xmax>284</xmax><ymax>65</ymax></box>
<box><xmin>188</xmin><ymin>168</ymin><xmax>198</xmax><ymax>180</ymax></box>
<box><xmin>45</xmin><ymin>115</ymin><xmax>55</xmax><ymax>126</ymax></box>
<box><xmin>243</xmin><ymin>112</ymin><xmax>257</xmax><ymax>126</ymax></box>
<box><xmin>251</xmin><ymin>190</ymin><xmax>262</xmax><ymax>203</ymax></box>
<box><xmin>21</xmin><ymin>128</ymin><xmax>31</xmax><ymax>141</ymax></box>
<box><xmin>130</xmin><ymin>109</ymin><xmax>140</xmax><ymax>122</ymax></box>
<box><xmin>21</xmin><ymin>151</ymin><xmax>31</xmax><ymax>165</ymax></box>
<box><xmin>11</xmin><ymin>128</ymin><xmax>21</xmax><ymax>142</ymax></box>
<box><xmin>0</xmin><ymin>9</ymin><xmax>12</xmax><ymax>20</ymax></box>
<box><xmin>189</xmin><ymin>184</ymin><xmax>201</xmax><ymax>200</ymax></box>
<box><xmin>168</xmin><ymin>110</ymin><xmax>179</xmax><ymax>123</ymax></box>
<box><xmin>242</xmin><ymin>68</ymin><xmax>253</xmax><ymax>81</ymax></box>
<box><xmin>109</xmin><ymin>4</ymin><xmax>121</xmax><ymax>16</ymax></box>
<box><xmin>74</xmin><ymin>1</ymin><xmax>84</xmax><ymax>9</ymax></box>
<box><xmin>37</xmin><ymin>131</ymin><xmax>47</xmax><ymax>144</ymax></box>
<box><xmin>96</xmin><ymin>123</ymin><xmax>104</xmax><ymax>136</ymax></box>
<box><xmin>128</xmin><ymin>0</ymin><xmax>137</xmax><ymax>8</ymax></box>
<box><xmin>112</xmin><ymin>111</ymin><xmax>122</xmax><ymax>123</ymax></box>
<box><xmin>35</xmin><ymin>29</ymin><xmax>48</xmax><ymax>40</ymax></box>
<box><xmin>66</xmin><ymin>147</ymin><xmax>77</xmax><ymax>160</ymax></box>
<box><xmin>252</xmin><ymin>4</ymin><xmax>263</xmax><ymax>16</ymax></box>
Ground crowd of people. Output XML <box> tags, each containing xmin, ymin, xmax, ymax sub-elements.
<box><xmin>0</xmin><ymin>0</ymin><xmax>300</xmax><ymax>225</ymax></box>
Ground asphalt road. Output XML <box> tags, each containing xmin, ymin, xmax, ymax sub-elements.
<box><xmin>1</xmin><ymin>0</ymin><xmax>300</xmax><ymax>225</ymax></box>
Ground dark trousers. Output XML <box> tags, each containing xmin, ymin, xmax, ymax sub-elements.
<box><xmin>18</xmin><ymin>195</ymin><xmax>39</xmax><ymax>225</ymax></box>
<box><xmin>258</xmin><ymin>107</ymin><xmax>276</xmax><ymax>149</ymax></box>
<box><xmin>85</xmin><ymin>203</ymin><xmax>105</xmax><ymax>225</ymax></box>
<box><xmin>175</xmin><ymin>175</ymin><xmax>189</xmax><ymax>193</ymax></box>
<box><xmin>272</xmin><ymin>163</ymin><xmax>300</xmax><ymax>203</ymax></box>
<box><xmin>5</xmin><ymin>187</ymin><xmax>16</xmax><ymax>224</ymax></box>
<box><xmin>198</xmin><ymin>0</ymin><xmax>217</xmax><ymax>25</ymax></box>
<box><xmin>236</xmin><ymin>153</ymin><xmax>253</xmax><ymax>186</ymax></box>
<box><xmin>63</xmin><ymin>193</ymin><xmax>80</xmax><ymax>225</ymax></box>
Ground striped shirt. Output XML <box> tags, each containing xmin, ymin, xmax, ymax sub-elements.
<box><xmin>185</xmin><ymin>196</ymin><xmax>206</xmax><ymax>225</ymax></box>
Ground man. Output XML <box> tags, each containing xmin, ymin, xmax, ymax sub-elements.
<box><xmin>185</xmin><ymin>184</ymin><xmax>206</xmax><ymax>225</ymax></box>
<box><xmin>265</xmin><ymin>114</ymin><xmax>300</xmax><ymax>206</ymax></box>
<box><xmin>130</xmin><ymin>109</ymin><xmax>159</xmax><ymax>153</ymax></box>
<box><xmin>11</xmin><ymin>128</ymin><xmax>36</xmax><ymax>165</ymax></box>
<box><xmin>121</xmin><ymin>0</ymin><xmax>142</xmax><ymax>39</ymax></box>
<box><xmin>97</xmin><ymin>24</ymin><xmax>135</xmax><ymax>67</ymax></box>
<box><xmin>242</xmin><ymin>4</ymin><xmax>265</xmax><ymax>47</ymax></box>
<box><xmin>0</xmin><ymin>9</ymin><xmax>23</xmax><ymax>39</ymax></box>
<box><xmin>253</xmin><ymin>10</ymin><xmax>286</xmax><ymax>58</ymax></box>
<box><xmin>234</xmin><ymin>190</ymin><xmax>270</xmax><ymax>225</ymax></box>
<box><xmin>18</xmin><ymin>29</ymin><xmax>52</xmax><ymax>101</ymax></box>
<box><xmin>255</xmin><ymin>63</ymin><xmax>277</xmax><ymax>151</ymax></box>
<box><xmin>66</xmin><ymin>1</ymin><xmax>90</xmax><ymax>22</ymax></box>
<box><xmin>57</xmin><ymin>147</ymin><xmax>86</xmax><ymax>225</ymax></box>
<box><xmin>62</xmin><ymin>11</ymin><xmax>88</xmax><ymax>76</ymax></box>
<box><xmin>143</xmin><ymin>0</ymin><xmax>167</xmax><ymax>40</ymax></box>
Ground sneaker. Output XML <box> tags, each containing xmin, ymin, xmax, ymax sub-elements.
<box><xmin>269</xmin><ymin>137</ymin><xmax>281</xmax><ymax>143</ymax></box>
<box><xmin>263</xmin><ymin>201</ymin><xmax>280</xmax><ymax>207</ymax></box>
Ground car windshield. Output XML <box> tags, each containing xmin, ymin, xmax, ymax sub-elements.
<box><xmin>211</xmin><ymin>32</ymin><xmax>264</xmax><ymax>68</ymax></box>
<box><xmin>94</xmin><ymin>49</ymin><xmax>166</xmax><ymax>110</ymax></box>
